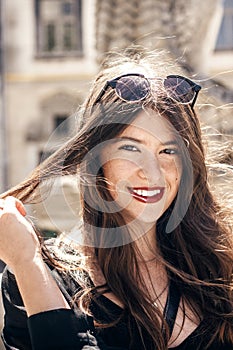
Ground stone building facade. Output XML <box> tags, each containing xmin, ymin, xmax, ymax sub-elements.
<box><xmin>0</xmin><ymin>0</ymin><xmax>232</xmax><ymax>232</ymax></box>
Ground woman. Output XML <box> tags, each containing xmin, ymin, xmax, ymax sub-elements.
<box><xmin>0</xmin><ymin>48</ymin><xmax>232</xmax><ymax>350</ymax></box>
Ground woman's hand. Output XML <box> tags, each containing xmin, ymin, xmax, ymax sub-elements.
<box><xmin>0</xmin><ymin>196</ymin><xmax>70</xmax><ymax>316</ymax></box>
<box><xmin>0</xmin><ymin>196</ymin><xmax>41</xmax><ymax>269</ymax></box>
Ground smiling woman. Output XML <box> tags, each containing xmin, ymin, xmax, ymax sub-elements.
<box><xmin>0</xmin><ymin>47</ymin><xmax>232</xmax><ymax>350</ymax></box>
<box><xmin>100</xmin><ymin>110</ymin><xmax>182</xmax><ymax>226</ymax></box>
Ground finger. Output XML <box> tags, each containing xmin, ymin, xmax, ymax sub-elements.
<box><xmin>4</xmin><ymin>196</ymin><xmax>27</xmax><ymax>217</ymax></box>
<box><xmin>15</xmin><ymin>199</ymin><xmax>27</xmax><ymax>217</ymax></box>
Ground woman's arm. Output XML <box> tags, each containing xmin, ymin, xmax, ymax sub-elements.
<box><xmin>2</xmin><ymin>267</ymin><xmax>127</xmax><ymax>350</ymax></box>
<box><xmin>13</xmin><ymin>255</ymin><xmax>69</xmax><ymax>315</ymax></box>
<box><xmin>1</xmin><ymin>264</ymin><xmax>99</xmax><ymax>350</ymax></box>
<box><xmin>0</xmin><ymin>198</ymin><xmax>128</xmax><ymax>350</ymax></box>
<box><xmin>0</xmin><ymin>197</ymin><xmax>69</xmax><ymax>315</ymax></box>
<box><xmin>0</xmin><ymin>198</ymin><xmax>93</xmax><ymax>349</ymax></box>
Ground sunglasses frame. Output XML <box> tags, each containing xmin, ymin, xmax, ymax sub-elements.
<box><xmin>94</xmin><ymin>73</ymin><xmax>201</xmax><ymax>109</ymax></box>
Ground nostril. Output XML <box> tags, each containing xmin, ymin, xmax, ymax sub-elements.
<box><xmin>137</xmin><ymin>164</ymin><xmax>162</xmax><ymax>182</ymax></box>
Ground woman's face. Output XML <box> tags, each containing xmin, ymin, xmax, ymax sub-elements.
<box><xmin>100</xmin><ymin>110</ymin><xmax>182</xmax><ymax>225</ymax></box>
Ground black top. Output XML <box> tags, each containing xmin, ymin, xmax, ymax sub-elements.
<box><xmin>1</xmin><ymin>266</ymin><xmax>232</xmax><ymax>350</ymax></box>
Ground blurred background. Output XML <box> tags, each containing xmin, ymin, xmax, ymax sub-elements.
<box><xmin>0</xmin><ymin>0</ymin><xmax>232</xmax><ymax>233</ymax></box>
<box><xmin>0</xmin><ymin>0</ymin><xmax>232</xmax><ymax>343</ymax></box>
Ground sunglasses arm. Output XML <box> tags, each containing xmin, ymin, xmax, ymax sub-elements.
<box><xmin>190</xmin><ymin>85</ymin><xmax>201</xmax><ymax>109</ymax></box>
<box><xmin>93</xmin><ymin>82</ymin><xmax>109</xmax><ymax>106</ymax></box>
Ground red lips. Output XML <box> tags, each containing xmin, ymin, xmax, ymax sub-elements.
<box><xmin>128</xmin><ymin>187</ymin><xmax>165</xmax><ymax>203</ymax></box>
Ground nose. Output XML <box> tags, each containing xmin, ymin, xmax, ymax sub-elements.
<box><xmin>137</xmin><ymin>154</ymin><xmax>163</xmax><ymax>184</ymax></box>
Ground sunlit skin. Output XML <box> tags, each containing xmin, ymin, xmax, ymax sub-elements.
<box><xmin>101</xmin><ymin>110</ymin><xmax>182</xmax><ymax>234</ymax></box>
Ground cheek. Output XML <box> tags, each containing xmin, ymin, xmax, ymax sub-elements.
<box><xmin>103</xmin><ymin>158</ymin><xmax>138</xmax><ymax>180</ymax></box>
<box><xmin>172</xmin><ymin>169</ymin><xmax>182</xmax><ymax>198</ymax></box>
<box><xmin>102</xmin><ymin>160</ymin><xmax>131</xmax><ymax>195</ymax></box>
<box><xmin>161</xmin><ymin>158</ymin><xmax>182</xmax><ymax>183</ymax></box>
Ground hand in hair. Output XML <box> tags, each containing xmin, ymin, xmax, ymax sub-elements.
<box><xmin>0</xmin><ymin>196</ymin><xmax>40</xmax><ymax>269</ymax></box>
<box><xmin>0</xmin><ymin>196</ymin><xmax>70</xmax><ymax>316</ymax></box>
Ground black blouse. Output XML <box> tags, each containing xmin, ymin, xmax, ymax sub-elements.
<box><xmin>1</xmin><ymin>266</ymin><xmax>232</xmax><ymax>350</ymax></box>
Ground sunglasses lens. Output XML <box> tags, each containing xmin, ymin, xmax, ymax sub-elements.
<box><xmin>164</xmin><ymin>77</ymin><xmax>194</xmax><ymax>103</ymax></box>
<box><xmin>115</xmin><ymin>76</ymin><xmax>150</xmax><ymax>102</ymax></box>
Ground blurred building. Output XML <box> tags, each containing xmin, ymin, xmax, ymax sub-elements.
<box><xmin>210</xmin><ymin>0</ymin><xmax>233</xmax><ymax>89</ymax></box>
<box><xmin>0</xmin><ymin>0</ymin><xmax>232</xmax><ymax>233</ymax></box>
<box><xmin>4</xmin><ymin>0</ymin><xmax>96</xmax><ymax>188</ymax></box>
<box><xmin>1</xmin><ymin>0</ymin><xmax>97</xmax><ymax>232</ymax></box>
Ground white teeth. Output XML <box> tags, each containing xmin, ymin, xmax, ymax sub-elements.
<box><xmin>132</xmin><ymin>189</ymin><xmax>161</xmax><ymax>197</ymax></box>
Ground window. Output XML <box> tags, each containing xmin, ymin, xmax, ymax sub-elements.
<box><xmin>37</xmin><ymin>114</ymin><xmax>69</xmax><ymax>164</ymax></box>
<box><xmin>215</xmin><ymin>0</ymin><xmax>233</xmax><ymax>50</ymax></box>
<box><xmin>53</xmin><ymin>114</ymin><xmax>69</xmax><ymax>134</ymax></box>
<box><xmin>35</xmin><ymin>0</ymin><xmax>83</xmax><ymax>56</ymax></box>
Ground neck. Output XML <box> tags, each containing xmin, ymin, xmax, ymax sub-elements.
<box><xmin>134</xmin><ymin>223</ymin><xmax>158</xmax><ymax>262</ymax></box>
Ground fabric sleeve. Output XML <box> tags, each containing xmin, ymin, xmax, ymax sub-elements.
<box><xmin>1</xmin><ymin>266</ymin><xmax>98</xmax><ymax>350</ymax></box>
<box><xmin>28</xmin><ymin>308</ymin><xmax>100</xmax><ymax>350</ymax></box>
<box><xmin>1</xmin><ymin>266</ymin><xmax>128</xmax><ymax>350</ymax></box>
<box><xmin>28</xmin><ymin>309</ymin><xmax>129</xmax><ymax>350</ymax></box>
<box><xmin>1</xmin><ymin>267</ymin><xmax>32</xmax><ymax>349</ymax></box>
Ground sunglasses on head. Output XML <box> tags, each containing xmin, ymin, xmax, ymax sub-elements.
<box><xmin>94</xmin><ymin>73</ymin><xmax>202</xmax><ymax>109</ymax></box>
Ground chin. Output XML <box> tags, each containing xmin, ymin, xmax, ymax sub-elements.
<box><xmin>123</xmin><ymin>208</ymin><xmax>163</xmax><ymax>225</ymax></box>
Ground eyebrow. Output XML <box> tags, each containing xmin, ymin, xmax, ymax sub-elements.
<box><xmin>116</xmin><ymin>136</ymin><xmax>178</xmax><ymax>146</ymax></box>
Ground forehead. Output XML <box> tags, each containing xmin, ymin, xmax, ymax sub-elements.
<box><xmin>119</xmin><ymin>110</ymin><xmax>177</xmax><ymax>143</ymax></box>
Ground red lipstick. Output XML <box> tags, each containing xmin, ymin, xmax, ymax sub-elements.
<box><xmin>128</xmin><ymin>187</ymin><xmax>165</xmax><ymax>203</ymax></box>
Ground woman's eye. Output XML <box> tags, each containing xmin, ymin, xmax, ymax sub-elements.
<box><xmin>119</xmin><ymin>144</ymin><xmax>140</xmax><ymax>152</ymax></box>
<box><xmin>161</xmin><ymin>148</ymin><xmax>179</xmax><ymax>155</ymax></box>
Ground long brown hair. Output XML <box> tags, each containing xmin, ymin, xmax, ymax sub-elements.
<box><xmin>1</xmin><ymin>47</ymin><xmax>233</xmax><ymax>349</ymax></box>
